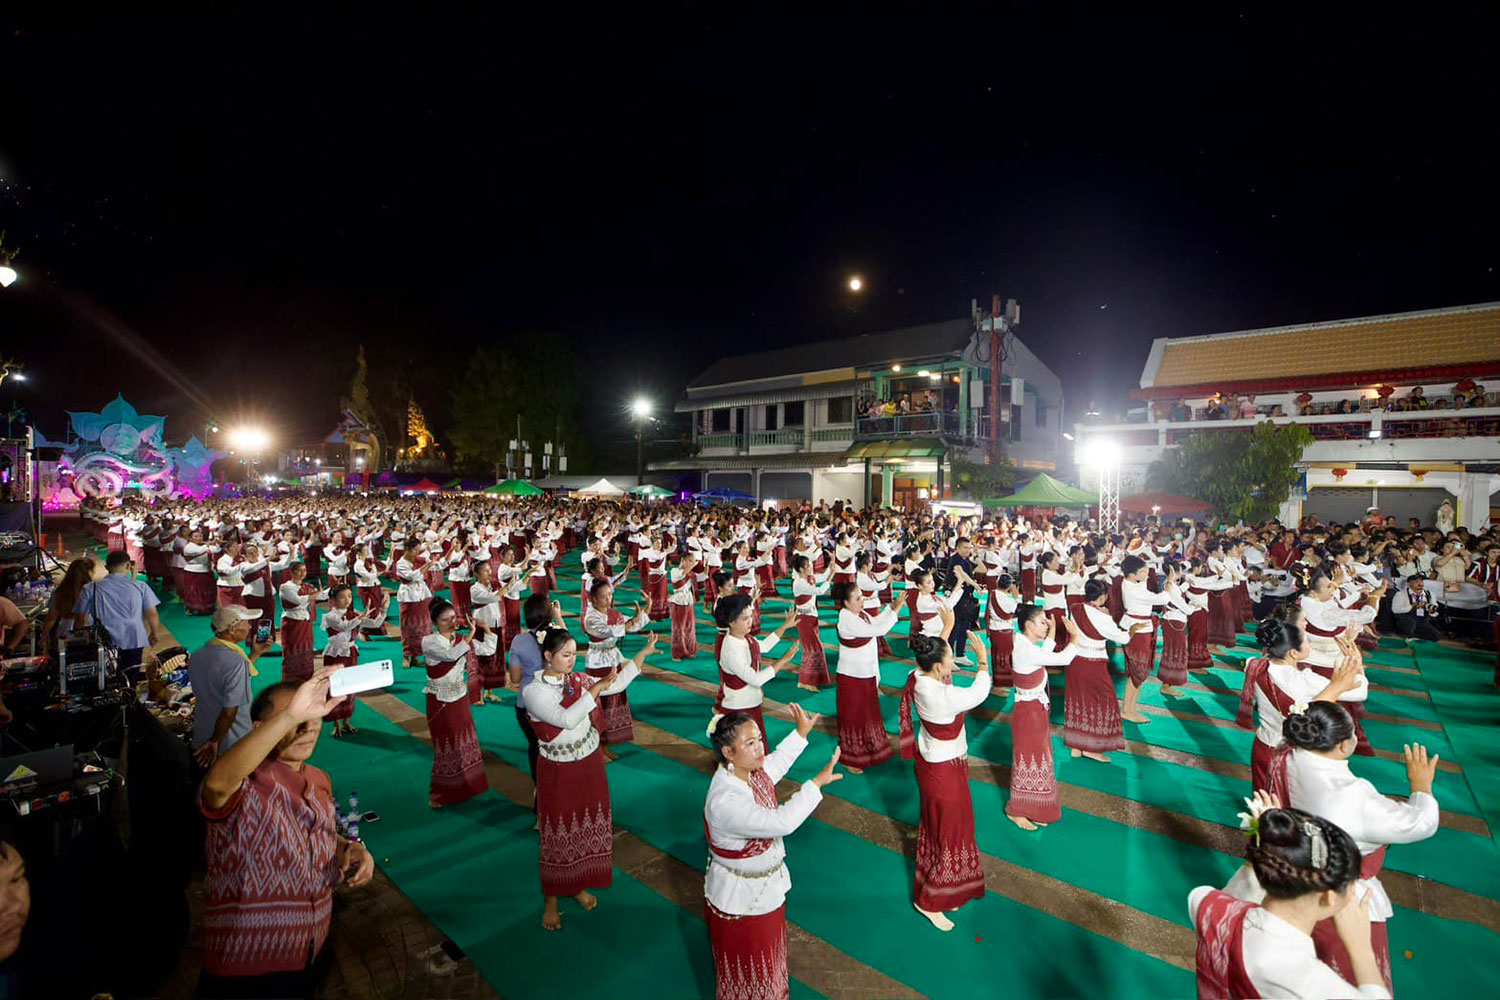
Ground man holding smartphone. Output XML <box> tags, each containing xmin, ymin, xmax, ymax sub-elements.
<box><xmin>190</xmin><ymin>605</ymin><xmax>273</xmax><ymax>767</ymax></box>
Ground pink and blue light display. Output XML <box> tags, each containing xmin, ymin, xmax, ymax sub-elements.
<box><xmin>41</xmin><ymin>395</ymin><xmax>224</xmax><ymax>506</ymax></box>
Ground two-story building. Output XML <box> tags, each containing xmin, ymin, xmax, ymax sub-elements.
<box><xmin>653</xmin><ymin>310</ymin><xmax>1066</xmax><ymax>508</ymax></box>
<box><xmin>1072</xmin><ymin>301</ymin><xmax>1500</xmax><ymax>530</ymax></box>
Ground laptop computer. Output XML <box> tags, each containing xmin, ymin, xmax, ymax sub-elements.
<box><xmin>0</xmin><ymin>746</ymin><xmax>74</xmax><ymax>795</ymax></box>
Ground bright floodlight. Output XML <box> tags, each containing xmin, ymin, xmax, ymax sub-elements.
<box><xmin>229</xmin><ymin>427</ymin><xmax>271</xmax><ymax>450</ymax></box>
<box><xmin>848</xmin><ymin>276</ymin><xmax>863</xmax><ymax>291</ymax></box>
<box><xmin>0</xmin><ymin>265</ymin><xmax>15</xmax><ymax>288</ymax></box>
<box><xmin>10</xmin><ymin>373</ymin><xmax>24</xmax><ymax>382</ymax></box>
<box><xmin>1080</xmin><ymin>438</ymin><xmax>1121</xmax><ymax>468</ymax></box>
<box><xmin>632</xmin><ymin>398</ymin><xmax>653</xmax><ymax>419</ymax></box>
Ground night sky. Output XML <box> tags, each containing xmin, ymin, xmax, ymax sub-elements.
<box><xmin>1</xmin><ymin>9</ymin><xmax>1496</xmax><ymax>453</ymax></box>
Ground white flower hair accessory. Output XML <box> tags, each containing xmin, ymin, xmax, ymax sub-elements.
<box><xmin>1289</xmin><ymin>700</ymin><xmax>1308</xmax><ymax>716</ymax></box>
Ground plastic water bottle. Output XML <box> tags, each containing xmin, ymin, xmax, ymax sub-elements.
<box><xmin>346</xmin><ymin>791</ymin><xmax>360</xmax><ymax>841</ymax></box>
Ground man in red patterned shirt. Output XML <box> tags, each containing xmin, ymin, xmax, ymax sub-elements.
<box><xmin>198</xmin><ymin>671</ymin><xmax>374</xmax><ymax>998</ymax></box>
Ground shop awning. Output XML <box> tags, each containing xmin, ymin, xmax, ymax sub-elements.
<box><xmin>844</xmin><ymin>440</ymin><xmax>948</xmax><ymax>460</ymax></box>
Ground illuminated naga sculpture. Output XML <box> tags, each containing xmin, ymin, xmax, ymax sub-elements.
<box><xmin>48</xmin><ymin>395</ymin><xmax>223</xmax><ymax>503</ymax></box>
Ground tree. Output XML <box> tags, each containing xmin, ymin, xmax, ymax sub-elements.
<box><xmin>951</xmin><ymin>453</ymin><xmax>1018</xmax><ymax>500</ymax></box>
<box><xmin>1147</xmin><ymin>422</ymin><xmax>1313</xmax><ymax>524</ymax></box>
<box><xmin>447</xmin><ymin>341</ymin><xmax>585</xmax><ymax>478</ymax></box>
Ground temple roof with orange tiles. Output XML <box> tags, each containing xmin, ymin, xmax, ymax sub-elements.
<box><xmin>1132</xmin><ymin>302</ymin><xmax>1500</xmax><ymax>399</ymax></box>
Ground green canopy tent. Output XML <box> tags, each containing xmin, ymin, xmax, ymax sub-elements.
<box><xmin>629</xmin><ymin>484</ymin><xmax>674</xmax><ymax>498</ymax></box>
<box><xmin>484</xmin><ymin>479</ymin><xmax>544</xmax><ymax>496</ymax></box>
<box><xmin>443</xmin><ymin>477</ymin><xmax>465</xmax><ymax>490</ymax></box>
<box><xmin>980</xmin><ymin>473</ymin><xmax>1098</xmax><ymax>508</ymax></box>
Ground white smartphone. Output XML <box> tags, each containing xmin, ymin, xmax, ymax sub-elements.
<box><xmin>329</xmin><ymin>658</ymin><xmax>394</xmax><ymax>698</ymax></box>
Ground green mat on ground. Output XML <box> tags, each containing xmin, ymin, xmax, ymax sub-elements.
<box><xmin>140</xmin><ymin>550</ymin><xmax>1500</xmax><ymax>1000</ymax></box>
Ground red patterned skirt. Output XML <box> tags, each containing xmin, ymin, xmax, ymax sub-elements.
<box><xmin>449</xmin><ymin>580</ymin><xmax>472</xmax><ymax>627</ymax></box>
<box><xmin>648</xmin><ymin>574</ymin><xmax>670</xmax><ymax>621</ymax></box>
<box><xmin>1019</xmin><ymin>568</ymin><xmax>1036</xmax><ymax>604</ymax></box>
<box><xmin>1045</xmin><ymin>607</ymin><xmax>1069</xmax><ymax>652</ymax></box>
<box><xmin>1313</xmin><ymin>914</ymin><xmax>1392</xmax><ymax>995</ymax></box>
<box><xmin>1006</xmin><ymin>699</ymin><xmax>1060</xmax><ymax>823</ymax></box>
<box><xmin>1123</xmin><ymin>623</ymin><xmax>1157</xmax><ymax>686</ymax></box>
<box><xmin>1187</xmin><ymin>609</ymin><xmax>1212</xmax><ymax>668</ymax></box>
<box><xmin>834</xmin><ymin>674</ymin><xmax>892</xmax><ymax>769</ymax></box>
<box><xmin>424</xmin><ymin>566</ymin><xmax>445</xmax><ymax>593</ymax></box>
<box><xmin>913</xmin><ymin>755</ymin><xmax>985</xmax><ymax>913</ymax></box>
<box><xmin>323</xmin><ymin>653</ymin><xmax>357</xmax><ymax>721</ymax></box>
<box><xmin>706</xmin><ymin>901</ymin><xmax>788</xmax><ymax>1000</ymax></box>
<box><xmin>144</xmin><ymin>546</ymin><xmax>169</xmax><ymax>580</ymax></box>
<box><xmin>358</xmin><ymin>586</ymin><xmax>387</xmax><ymax>633</ymax></box>
<box><xmin>1159</xmin><ymin>618</ymin><xmax>1188</xmax><ymax>685</ymax></box>
<box><xmin>670</xmin><ymin>601</ymin><xmax>698</xmax><ymax>659</ymax></box>
<box><xmin>426</xmin><ymin>695</ymin><xmax>487</xmax><ymax>806</ymax></box>
<box><xmin>280</xmin><ymin>617</ymin><xmax>316</xmax><ymax>684</ymax></box>
<box><xmin>181</xmin><ymin>572</ymin><xmax>217</xmax><ymax>614</ymax></box>
<box><xmin>1063</xmin><ymin>654</ymin><xmax>1123</xmax><ymax>752</ymax></box>
<box><xmin>537</xmin><ymin>747</ymin><xmax>613</xmax><ymax>897</ymax></box>
<box><xmin>796</xmin><ymin>617</ymin><xmax>829</xmax><ymax>688</ymax></box>
<box><xmin>216</xmin><ymin>585</ymin><xmax>243</xmax><ymax>608</ymax></box>
<box><xmin>502</xmin><ymin>597</ymin><xmax>522</xmax><ymax>651</ymax></box>
<box><xmin>529</xmin><ymin>572</ymin><xmax>552</xmax><ymax>598</ymax></box>
<box><xmin>586</xmin><ymin>666</ymin><xmax>635</xmax><ymax>744</ymax></box>
<box><xmin>987</xmin><ymin>629</ymin><xmax>1014</xmax><ymax>687</ymax></box>
<box><xmin>473</xmin><ymin>650</ymin><xmax>507</xmax><ymax>690</ymax></box>
<box><xmin>400</xmin><ymin>599</ymin><xmax>431</xmax><ymax>657</ymax></box>
<box><xmin>1207</xmin><ymin>591</ymin><xmax>1235</xmax><ymax>646</ymax></box>
<box><xmin>1250</xmin><ymin>737</ymin><xmax>1276</xmax><ymax>795</ymax></box>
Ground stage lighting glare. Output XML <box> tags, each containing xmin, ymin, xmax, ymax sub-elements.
<box><xmin>631</xmin><ymin>398</ymin><xmax>653</xmax><ymax>419</ymax></box>
<box><xmin>0</xmin><ymin>265</ymin><xmax>15</xmax><ymax>288</ymax></box>
<box><xmin>1080</xmin><ymin>438</ymin><xmax>1121</xmax><ymax>468</ymax></box>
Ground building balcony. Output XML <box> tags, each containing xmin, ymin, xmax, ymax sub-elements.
<box><xmin>1074</xmin><ymin>408</ymin><xmax>1500</xmax><ymax>466</ymax></box>
<box><xmin>856</xmin><ymin>410</ymin><xmax>971</xmax><ymax>439</ymax></box>
<box><xmin>749</xmin><ymin>428</ymin><xmax>805</xmax><ymax>448</ymax></box>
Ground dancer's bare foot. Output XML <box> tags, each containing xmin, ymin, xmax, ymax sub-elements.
<box><xmin>486</xmin><ymin>691</ymin><xmax>504</xmax><ymax>703</ymax></box>
<box><xmin>797</xmin><ymin>683</ymin><xmax>818</xmax><ymax>693</ymax></box>
<box><xmin>1008</xmin><ymin>814</ymin><xmax>1038</xmax><ymax>831</ymax></box>
<box><xmin>1081</xmin><ymin>751</ymin><xmax>1110</xmax><ymax>763</ymax></box>
<box><xmin>1070</xmin><ymin>748</ymin><xmax>1082</xmax><ymax>758</ymax></box>
<box><xmin>543</xmin><ymin>900</ymin><xmax>562</xmax><ymax>931</ymax></box>
<box><xmin>991</xmin><ymin>687</ymin><xmax>1011</xmax><ymax>699</ymax></box>
<box><xmin>1160</xmin><ymin>684</ymin><xmax>1183</xmax><ymax>697</ymax></box>
<box><xmin>573</xmin><ymin>891</ymin><xmax>598</xmax><ymax>911</ymax></box>
<box><xmin>914</xmin><ymin>903</ymin><xmax>954</xmax><ymax>931</ymax></box>
<box><xmin>845</xmin><ymin>765</ymin><xmax>863</xmax><ymax>775</ymax></box>
<box><xmin>603</xmin><ymin>747</ymin><xmax>620</xmax><ymax>762</ymax></box>
<box><xmin>1122</xmin><ymin>712</ymin><xmax>1151</xmax><ymax>724</ymax></box>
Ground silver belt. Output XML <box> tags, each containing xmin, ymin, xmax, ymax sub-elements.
<box><xmin>539</xmin><ymin>729</ymin><xmax>597</xmax><ymax>760</ymax></box>
<box><xmin>709</xmin><ymin>855</ymin><xmax>785</xmax><ymax>880</ymax></box>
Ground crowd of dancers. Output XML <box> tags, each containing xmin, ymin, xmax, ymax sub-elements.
<box><xmin>78</xmin><ymin>493</ymin><xmax>1499</xmax><ymax>999</ymax></box>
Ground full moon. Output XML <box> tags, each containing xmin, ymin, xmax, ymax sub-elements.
<box><xmin>848</xmin><ymin>276</ymin><xmax>863</xmax><ymax>291</ymax></box>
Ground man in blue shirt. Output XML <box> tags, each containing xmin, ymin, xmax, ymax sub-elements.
<box><xmin>72</xmin><ymin>548</ymin><xmax>162</xmax><ymax>680</ymax></box>
<box><xmin>73</xmin><ymin>550</ymin><xmax>162</xmax><ymax>682</ymax></box>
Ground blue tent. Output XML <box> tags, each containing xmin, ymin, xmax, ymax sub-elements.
<box><xmin>695</xmin><ymin>487</ymin><xmax>757</xmax><ymax>505</ymax></box>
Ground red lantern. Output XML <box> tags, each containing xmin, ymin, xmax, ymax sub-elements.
<box><xmin>1376</xmin><ymin>384</ymin><xmax>1395</xmax><ymax>399</ymax></box>
<box><xmin>1294</xmin><ymin>391</ymin><xmax>1313</xmax><ymax>405</ymax></box>
<box><xmin>1455</xmin><ymin>378</ymin><xmax>1478</xmax><ymax>394</ymax></box>
<box><xmin>1331</xmin><ymin>468</ymin><xmax>1349</xmax><ymax>481</ymax></box>
<box><xmin>1411</xmin><ymin>469</ymin><xmax>1427</xmax><ymax>482</ymax></box>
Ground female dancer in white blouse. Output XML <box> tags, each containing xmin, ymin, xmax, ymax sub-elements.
<box><xmin>1296</xmin><ymin>563</ymin><xmax>1385</xmax><ymax>756</ymax></box>
<box><xmin>1007</xmin><ymin>604</ymin><xmax>1080</xmax><ymax>830</ymax></box>
<box><xmin>1191</xmin><ymin>791</ymin><xmax>1391</xmax><ymax>999</ymax></box>
<box><xmin>420</xmin><ymin>598</ymin><xmax>488</xmax><ymax>807</ymax></box>
<box><xmin>899</xmin><ymin>628</ymin><xmax>990</xmax><ymax>932</ymax></box>
<box><xmin>1236</xmin><ymin>617</ymin><xmax>1366</xmax><ymax>792</ymax></box>
<box><xmin>468</xmin><ymin>560</ymin><xmax>508</xmax><ymax>703</ymax></box>
<box><xmin>523</xmin><ymin>627</ymin><xmax>656</xmax><ymax>931</ymax></box>
<box><xmin>833</xmin><ymin>581</ymin><xmax>900</xmax><ymax>773</ymax></box>
<box><xmin>711</xmin><ymin>594</ymin><xmax>798</xmax><ymax>747</ymax></box>
<box><xmin>396</xmin><ymin>547</ymin><xmax>434</xmax><ymax>668</ymax></box>
<box><xmin>1277</xmin><ymin>702</ymin><xmax>1439</xmax><ymax>991</ymax></box>
<box><xmin>704</xmin><ymin>704</ymin><xmax>841</xmax><ymax>1000</ymax></box>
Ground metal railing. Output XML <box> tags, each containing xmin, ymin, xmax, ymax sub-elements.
<box><xmin>809</xmin><ymin>424</ymin><xmax>855</xmax><ymax>442</ymax></box>
<box><xmin>697</xmin><ymin>432</ymin><xmax>739</xmax><ymax>449</ymax></box>
<box><xmin>749</xmin><ymin>428</ymin><xmax>805</xmax><ymax>447</ymax></box>
<box><xmin>856</xmin><ymin>410</ymin><xmax>964</xmax><ymax>438</ymax></box>
<box><xmin>1074</xmin><ymin>408</ymin><xmax>1500</xmax><ymax>447</ymax></box>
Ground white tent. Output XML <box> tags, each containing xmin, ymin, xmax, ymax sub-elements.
<box><xmin>576</xmin><ymin>477</ymin><xmax>627</xmax><ymax>496</ymax></box>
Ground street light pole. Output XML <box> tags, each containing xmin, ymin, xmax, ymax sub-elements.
<box><xmin>631</xmin><ymin>398</ymin><xmax>653</xmax><ymax>486</ymax></box>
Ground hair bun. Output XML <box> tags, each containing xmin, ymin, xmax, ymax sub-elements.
<box><xmin>1256</xmin><ymin>808</ymin><xmax>1303</xmax><ymax>848</ymax></box>
<box><xmin>1281</xmin><ymin>710</ymin><xmax>1320</xmax><ymax>749</ymax></box>
<box><xmin>1255</xmin><ymin>618</ymin><xmax>1284</xmax><ymax>649</ymax></box>
<box><xmin>909</xmin><ymin>633</ymin><xmax>935</xmax><ymax>657</ymax></box>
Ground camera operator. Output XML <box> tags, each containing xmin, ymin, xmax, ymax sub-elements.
<box><xmin>1391</xmin><ymin>572</ymin><xmax>1444</xmax><ymax>642</ymax></box>
<box><xmin>70</xmin><ymin>550</ymin><xmax>162</xmax><ymax>683</ymax></box>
